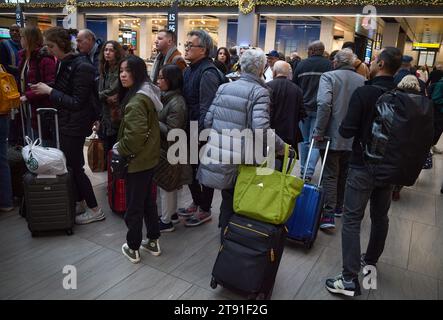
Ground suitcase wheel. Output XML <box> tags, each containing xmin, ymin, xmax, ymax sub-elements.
<box><xmin>248</xmin><ymin>293</ymin><xmax>266</xmax><ymax>300</ymax></box>
<box><xmin>210</xmin><ymin>277</ymin><xmax>218</xmax><ymax>289</ymax></box>
<box><xmin>256</xmin><ymin>293</ymin><xmax>266</xmax><ymax>300</ymax></box>
<box><xmin>66</xmin><ymin>229</ymin><xmax>74</xmax><ymax>236</ymax></box>
<box><xmin>19</xmin><ymin>198</ymin><xmax>26</xmax><ymax>218</ymax></box>
<box><xmin>305</xmin><ymin>241</ymin><xmax>313</xmax><ymax>249</ymax></box>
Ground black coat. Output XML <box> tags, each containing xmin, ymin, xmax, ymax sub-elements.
<box><xmin>292</xmin><ymin>55</ymin><xmax>332</xmax><ymax>112</ymax></box>
<box><xmin>268</xmin><ymin>76</ymin><xmax>305</xmax><ymax>148</ymax></box>
<box><xmin>183</xmin><ymin>58</ymin><xmax>223</xmax><ymax>132</ymax></box>
<box><xmin>49</xmin><ymin>54</ymin><xmax>96</xmax><ymax>137</ymax></box>
<box><xmin>339</xmin><ymin>76</ymin><xmax>397</xmax><ymax>167</ymax></box>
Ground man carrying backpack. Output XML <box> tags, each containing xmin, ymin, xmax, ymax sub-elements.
<box><xmin>325</xmin><ymin>47</ymin><xmax>403</xmax><ymax>297</ymax></box>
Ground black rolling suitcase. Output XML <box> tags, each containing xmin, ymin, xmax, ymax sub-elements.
<box><xmin>22</xmin><ymin>108</ymin><xmax>75</xmax><ymax>236</ymax></box>
<box><xmin>210</xmin><ymin>214</ymin><xmax>287</xmax><ymax>300</ymax></box>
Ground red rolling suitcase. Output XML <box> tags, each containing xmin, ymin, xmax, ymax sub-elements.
<box><xmin>107</xmin><ymin>150</ymin><xmax>126</xmax><ymax>214</ymax></box>
<box><xmin>107</xmin><ymin>150</ymin><xmax>157</xmax><ymax>215</ymax></box>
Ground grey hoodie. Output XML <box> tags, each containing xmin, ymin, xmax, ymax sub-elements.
<box><xmin>137</xmin><ymin>82</ymin><xmax>163</xmax><ymax>113</ymax></box>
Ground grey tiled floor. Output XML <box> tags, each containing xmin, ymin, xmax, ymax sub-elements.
<box><xmin>1</xmin><ymin>147</ymin><xmax>443</xmax><ymax>300</ymax></box>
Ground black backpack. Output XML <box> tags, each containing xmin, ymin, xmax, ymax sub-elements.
<box><xmin>365</xmin><ymin>87</ymin><xmax>434</xmax><ymax>186</ymax></box>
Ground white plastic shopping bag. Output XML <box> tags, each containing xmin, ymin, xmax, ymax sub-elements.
<box><xmin>22</xmin><ymin>136</ymin><xmax>67</xmax><ymax>175</ymax></box>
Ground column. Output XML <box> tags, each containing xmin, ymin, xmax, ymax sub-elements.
<box><xmin>50</xmin><ymin>17</ymin><xmax>57</xmax><ymax>27</ymax></box>
<box><xmin>140</xmin><ymin>17</ymin><xmax>152</xmax><ymax>60</ymax></box>
<box><xmin>264</xmin><ymin>18</ymin><xmax>276</xmax><ymax>52</ymax></box>
<box><xmin>237</xmin><ymin>10</ymin><xmax>259</xmax><ymax>47</ymax></box>
<box><xmin>106</xmin><ymin>17</ymin><xmax>119</xmax><ymax>42</ymax></box>
<box><xmin>218</xmin><ymin>17</ymin><xmax>228</xmax><ymax>48</ymax></box>
<box><xmin>177</xmin><ymin>17</ymin><xmax>186</xmax><ymax>54</ymax></box>
<box><xmin>76</xmin><ymin>12</ymin><xmax>85</xmax><ymax>30</ymax></box>
<box><xmin>397</xmin><ymin>32</ymin><xmax>407</xmax><ymax>54</ymax></box>
<box><xmin>343</xmin><ymin>30</ymin><xmax>355</xmax><ymax>43</ymax></box>
<box><xmin>382</xmin><ymin>23</ymin><xmax>400</xmax><ymax>47</ymax></box>
<box><xmin>319</xmin><ymin>17</ymin><xmax>335</xmax><ymax>54</ymax></box>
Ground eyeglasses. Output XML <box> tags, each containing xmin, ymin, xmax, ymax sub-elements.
<box><xmin>184</xmin><ymin>43</ymin><xmax>204</xmax><ymax>50</ymax></box>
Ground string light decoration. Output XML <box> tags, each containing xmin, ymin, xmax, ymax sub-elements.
<box><xmin>239</xmin><ymin>0</ymin><xmax>255</xmax><ymax>15</ymax></box>
<box><xmin>1</xmin><ymin>0</ymin><xmax>442</xmax><ymax>9</ymax></box>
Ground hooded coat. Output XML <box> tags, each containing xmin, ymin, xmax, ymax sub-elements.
<box><xmin>117</xmin><ymin>82</ymin><xmax>162</xmax><ymax>173</ymax></box>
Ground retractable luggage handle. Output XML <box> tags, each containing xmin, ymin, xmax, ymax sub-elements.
<box><xmin>36</xmin><ymin>108</ymin><xmax>60</xmax><ymax>149</ymax></box>
<box><xmin>303</xmin><ymin>137</ymin><xmax>331</xmax><ymax>187</ymax></box>
<box><xmin>20</xmin><ymin>102</ymin><xmax>35</xmax><ymax>141</ymax></box>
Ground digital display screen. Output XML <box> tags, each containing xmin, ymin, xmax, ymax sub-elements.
<box><xmin>0</xmin><ymin>28</ymin><xmax>10</xmax><ymax>39</ymax></box>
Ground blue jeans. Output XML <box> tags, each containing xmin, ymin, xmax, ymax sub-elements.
<box><xmin>298</xmin><ymin>111</ymin><xmax>320</xmax><ymax>178</ymax></box>
<box><xmin>0</xmin><ymin>115</ymin><xmax>13</xmax><ymax>208</ymax></box>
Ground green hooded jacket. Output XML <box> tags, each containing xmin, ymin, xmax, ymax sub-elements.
<box><xmin>117</xmin><ymin>82</ymin><xmax>162</xmax><ymax>173</ymax></box>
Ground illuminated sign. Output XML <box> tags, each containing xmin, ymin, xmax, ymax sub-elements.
<box><xmin>412</xmin><ymin>42</ymin><xmax>440</xmax><ymax>50</ymax></box>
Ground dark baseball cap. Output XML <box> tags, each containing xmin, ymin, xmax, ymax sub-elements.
<box><xmin>402</xmin><ymin>55</ymin><xmax>413</xmax><ymax>63</ymax></box>
<box><xmin>266</xmin><ymin>50</ymin><xmax>279</xmax><ymax>58</ymax></box>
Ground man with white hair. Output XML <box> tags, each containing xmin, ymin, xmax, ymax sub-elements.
<box><xmin>313</xmin><ymin>48</ymin><xmax>365</xmax><ymax>230</ymax></box>
<box><xmin>197</xmin><ymin>48</ymin><xmax>286</xmax><ymax>241</ymax></box>
<box><xmin>76</xmin><ymin>29</ymin><xmax>103</xmax><ymax>77</ymax></box>
<box><xmin>267</xmin><ymin>61</ymin><xmax>305</xmax><ymax>149</ymax></box>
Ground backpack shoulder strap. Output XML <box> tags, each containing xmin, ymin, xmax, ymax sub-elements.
<box><xmin>371</xmin><ymin>84</ymin><xmax>390</xmax><ymax>94</ymax></box>
<box><xmin>202</xmin><ymin>64</ymin><xmax>227</xmax><ymax>85</ymax></box>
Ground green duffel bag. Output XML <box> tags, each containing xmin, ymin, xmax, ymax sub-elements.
<box><xmin>233</xmin><ymin>144</ymin><xmax>304</xmax><ymax>225</ymax></box>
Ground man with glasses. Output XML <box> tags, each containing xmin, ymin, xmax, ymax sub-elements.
<box><xmin>178</xmin><ymin>29</ymin><xmax>225</xmax><ymax>227</ymax></box>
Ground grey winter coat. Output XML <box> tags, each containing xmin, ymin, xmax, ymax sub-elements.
<box><xmin>313</xmin><ymin>65</ymin><xmax>365</xmax><ymax>151</ymax></box>
<box><xmin>196</xmin><ymin>73</ymin><xmax>285</xmax><ymax>190</ymax></box>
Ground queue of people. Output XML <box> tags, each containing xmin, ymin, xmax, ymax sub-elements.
<box><xmin>0</xmin><ymin>23</ymin><xmax>442</xmax><ymax>299</ymax></box>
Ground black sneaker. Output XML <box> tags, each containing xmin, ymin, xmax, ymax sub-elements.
<box><xmin>171</xmin><ymin>213</ymin><xmax>180</xmax><ymax>225</ymax></box>
<box><xmin>141</xmin><ymin>239</ymin><xmax>162</xmax><ymax>256</ymax></box>
<box><xmin>361</xmin><ymin>253</ymin><xmax>377</xmax><ymax>277</ymax></box>
<box><xmin>159</xmin><ymin>220</ymin><xmax>175</xmax><ymax>233</ymax></box>
<box><xmin>325</xmin><ymin>274</ymin><xmax>361</xmax><ymax>297</ymax></box>
<box><xmin>121</xmin><ymin>243</ymin><xmax>141</xmax><ymax>264</ymax></box>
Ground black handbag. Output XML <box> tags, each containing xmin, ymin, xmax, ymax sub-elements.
<box><xmin>110</xmin><ymin>151</ymin><xmax>129</xmax><ymax>175</ymax></box>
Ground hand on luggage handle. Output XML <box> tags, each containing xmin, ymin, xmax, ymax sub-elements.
<box><xmin>303</xmin><ymin>136</ymin><xmax>331</xmax><ymax>187</ymax></box>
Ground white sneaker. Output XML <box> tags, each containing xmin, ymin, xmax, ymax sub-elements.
<box><xmin>432</xmin><ymin>146</ymin><xmax>443</xmax><ymax>154</ymax></box>
<box><xmin>75</xmin><ymin>208</ymin><xmax>105</xmax><ymax>225</ymax></box>
<box><xmin>75</xmin><ymin>202</ymin><xmax>86</xmax><ymax>215</ymax></box>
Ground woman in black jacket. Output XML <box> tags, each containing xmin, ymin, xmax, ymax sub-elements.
<box><xmin>31</xmin><ymin>27</ymin><xmax>104</xmax><ymax>225</ymax></box>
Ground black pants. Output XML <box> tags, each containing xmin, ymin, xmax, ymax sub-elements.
<box><xmin>342</xmin><ymin>165</ymin><xmax>393</xmax><ymax>281</ymax></box>
<box><xmin>125</xmin><ymin>168</ymin><xmax>160</xmax><ymax>250</ymax></box>
<box><xmin>60</xmin><ymin>134</ymin><xmax>98</xmax><ymax>208</ymax></box>
<box><xmin>319</xmin><ymin>150</ymin><xmax>350</xmax><ymax>215</ymax></box>
<box><xmin>219</xmin><ymin>188</ymin><xmax>235</xmax><ymax>242</ymax></box>
<box><xmin>188</xmin><ymin>163</ymin><xmax>214</xmax><ymax>212</ymax></box>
